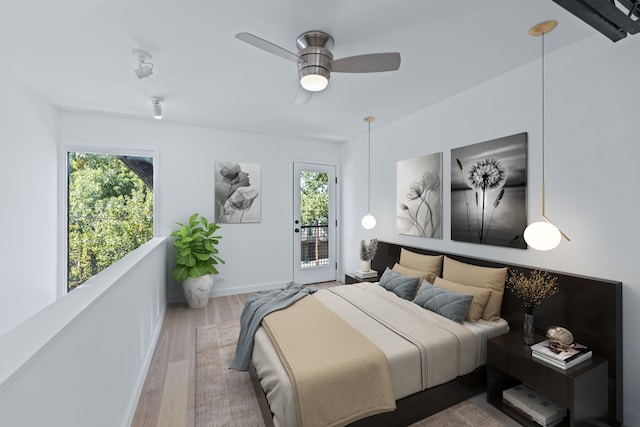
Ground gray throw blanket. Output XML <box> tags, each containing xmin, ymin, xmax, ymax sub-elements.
<box><xmin>230</xmin><ymin>282</ymin><xmax>316</xmax><ymax>371</ymax></box>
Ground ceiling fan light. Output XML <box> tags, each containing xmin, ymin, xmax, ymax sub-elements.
<box><xmin>524</xmin><ymin>221</ymin><xmax>561</xmax><ymax>251</ymax></box>
<box><xmin>300</xmin><ymin>73</ymin><xmax>329</xmax><ymax>92</ymax></box>
<box><xmin>361</xmin><ymin>214</ymin><xmax>376</xmax><ymax>230</ymax></box>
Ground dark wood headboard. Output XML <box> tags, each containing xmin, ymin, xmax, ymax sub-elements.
<box><xmin>371</xmin><ymin>240</ymin><xmax>623</xmax><ymax>426</ymax></box>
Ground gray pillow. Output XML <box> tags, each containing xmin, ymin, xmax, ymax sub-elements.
<box><xmin>413</xmin><ymin>281</ymin><xmax>473</xmax><ymax>323</ymax></box>
<box><xmin>378</xmin><ymin>267</ymin><xmax>420</xmax><ymax>300</ymax></box>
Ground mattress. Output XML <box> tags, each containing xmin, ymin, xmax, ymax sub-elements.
<box><xmin>252</xmin><ymin>282</ymin><xmax>509</xmax><ymax>427</ymax></box>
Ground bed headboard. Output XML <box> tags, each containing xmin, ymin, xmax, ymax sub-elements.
<box><xmin>371</xmin><ymin>240</ymin><xmax>623</xmax><ymax>425</ymax></box>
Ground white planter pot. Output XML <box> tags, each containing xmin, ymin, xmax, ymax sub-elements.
<box><xmin>183</xmin><ymin>274</ymin><xmax>214</xmax><ymax>308</ymax></box>
<box><xmin>360</xmin><ymin>260</ymin><xmax>371</xmax><ymax>272</ymax></box>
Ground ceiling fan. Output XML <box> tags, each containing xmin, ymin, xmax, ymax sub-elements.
<box><xmin>235</xmin><ymin>30</ymin><xmax>401</xmax><ymax>104</ymax></box>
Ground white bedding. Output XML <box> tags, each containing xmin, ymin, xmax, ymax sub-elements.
<box><xmin>251</xmin><ymin>282</ymin><xmax>509</xmax><ymax>427</ymax></box>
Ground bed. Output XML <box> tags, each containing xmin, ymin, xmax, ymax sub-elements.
<box><xmin>248</xmin><ymin>241</ymin><xmax>623</xmax><ymax>427</ymax></box>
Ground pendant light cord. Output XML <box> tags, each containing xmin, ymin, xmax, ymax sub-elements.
<box><xmin>541</xmin><ymin>30</ymin><xmax>546</xmax><ymax>187</ymax></box>
<box><xmin>367</xmin><ymin>119</ymin><xmax>371</xmax><ymax>213</ymax></box>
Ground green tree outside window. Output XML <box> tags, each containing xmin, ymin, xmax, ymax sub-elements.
<box><xmin>67</xmin><ymin>153</ymin><xmax>154</xmax><ymax>291</ymax></box>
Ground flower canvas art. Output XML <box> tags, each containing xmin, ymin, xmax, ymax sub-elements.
<box><xmin>396</xmin><ymin>153</ymin><xmax>443</xmax><ymax>238</ymax></box>
<box><xmin>215</xmin><ymin>162</ymin><xmax>261</xmax><ymax>223</ymax></box>
<box><xmin>451</xmin><ymin>133</ymin><xmax>527</xmax><ymax>248</ymax></box>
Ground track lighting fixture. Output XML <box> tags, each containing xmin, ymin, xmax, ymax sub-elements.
<box><xmin>133</xmin><ymin>49</ymin><xmax>154</xmax><ymax>79</ymax></box>
<box><xmin>151</xmin><ymin>97</ymin><xmax>163</xmax><ymax>120</ymax></box>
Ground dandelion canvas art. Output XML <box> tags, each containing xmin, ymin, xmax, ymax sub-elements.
<box><xmin>397</xmin><ymin>153</ymin><xmax>443</xmax><ymax>238</ymax></box>
<box><xmin>215</xmin><ymin>162</ymin><xmax>261</xmax><ymax>223</ymax></box>
<box><xmin>451</xmin><ymin>133</ymin><xmax>527</xmax><ymax>248</ymax></box>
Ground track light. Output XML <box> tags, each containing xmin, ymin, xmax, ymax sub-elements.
<box><xmin>151</xmin><ymin>97</ymin><xmax>163</xmax><ymax>120</ymax></box>
<box><xmin>133</xmin><ymin>49</ymin><xmax>154</xmax><ymax>79</ymax></box>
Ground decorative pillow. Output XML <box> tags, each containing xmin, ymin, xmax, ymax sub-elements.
<box><xmin>442</xmin><ymin>256</ymin><xmax>507</xmax><ymax>321</ymax></box>
<box><xmin>413</xmin><ymin>281</ymin><xmax>473</xmax><ymax>323</ymax></box>
<box><xmin>378</xmin><ymin>267</ymin><xmax>420</xmax><ymax>301</ymax></box>
<box><xmin>433</xmin><ymin>277</ymin><xmax>491</xmax><ymax>323</ymax></box>
<box><xmin>399</xmin><ymin>249</ymin><xmax>443</xmax><ymax>281</ymax></box>
<box><xmin>391</xmin><ymin>263</ymin><xmax>435</xmax><ymax>295</ymax></box>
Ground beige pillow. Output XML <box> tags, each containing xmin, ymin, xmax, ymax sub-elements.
<box><xmin>442</xmin><ymin>256</ymin><xmax>507</xmax><ymax>321</ymax></box>
<box><xmin>392</xmin><ymin>263</ymin><xmax>437</xmax><ymax>284</ymax></box>
<box><xmin>399</xmin><ymin>249</ymin><xmax>443</xmax><ymax>280</ymax></box>
<box><xmin>433</xmin><ymin>277</ymin><xmax>491</xmax><ymax>323</ymax></box>
<box><xmin>391</xmin><ymin>263</ymin><xmax>433</xmax><ymax>295</ymax></box>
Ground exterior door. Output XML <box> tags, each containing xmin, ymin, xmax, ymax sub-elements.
<box><xmin>293</xmin><ymin>162</ymin><xmax>337</xmax><ymax>284</ymax></box>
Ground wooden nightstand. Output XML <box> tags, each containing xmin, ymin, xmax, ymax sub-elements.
<box><xmin>344</xmin><ymin>273</ymin><xmax>378</xmax><ymax>284</ymax></box>
<box><xmin>487</xmin><ymin>330</ymin><xmax>608</xmax><ymax>427</ymax></box>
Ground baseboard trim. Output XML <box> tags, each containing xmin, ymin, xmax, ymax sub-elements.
<box><xmin>167</xmin><ymin>281</ymin><xmax>294</xmax><ymax>303</ymax></box>
<box><xmin>121</xmin><ymin>303</ymin><xmax>167</xmax><ymax>427</ymax></box>
<box><xmin>210</xmin><ymin>281</ymin><xmax>290</xmax><ymax>298</ymax></box>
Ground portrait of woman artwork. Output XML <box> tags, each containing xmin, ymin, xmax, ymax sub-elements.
<box><xmin>215</xmin><ymin>162</ymin><xmax>261</xmax><ymax>223</ymax></box>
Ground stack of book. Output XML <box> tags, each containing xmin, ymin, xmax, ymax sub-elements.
<box><xmin>502</xmin><ymin>383</ymin><xmax>567</xmax><ymax>426</ymax></box>
<box><xmin>354</xmin><ymin>270</ymin><xmax>377</xmax><ymax>279</ymax></box>
<box><xmin>530</xmin><ymin>339</ymin><xmax>592</xmax><ymax>370</ymax></box>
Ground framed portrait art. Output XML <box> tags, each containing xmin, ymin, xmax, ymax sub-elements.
<box><xmin>215</xmin><ymin>162</ymin><xmax>261</xmax><ymax>224</ymax></box>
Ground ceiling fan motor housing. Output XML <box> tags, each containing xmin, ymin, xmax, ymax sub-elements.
<box><xmin>296</xmin><ymin>31</ymin><xmax>334</xmax><ymax>90</ymax></box>
<box><xmin>297</xmin><ymin>47</ymin><xmax>333</xmax><ymax>82</ymax></box>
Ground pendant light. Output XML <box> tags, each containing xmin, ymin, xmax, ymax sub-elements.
<box><xmin>361</xmin><ymin>116</ymin><xmax>376</xmax><ymax>229</ymax></box>
<box><xmin>523</xmin><ymin>20</ymin><xmax>570</xmax><ymax>251</ymax></box>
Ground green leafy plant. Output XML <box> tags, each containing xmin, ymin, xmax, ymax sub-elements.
<box><xmin>170</xmin><ymin>213</ymin><xmax>225</xmax><ymax>282</ymax></box>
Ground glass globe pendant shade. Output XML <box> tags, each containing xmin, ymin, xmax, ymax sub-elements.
<box><xmin>361</xmin><ymin>213</ymin><xmax>376</xmax><ymax>230</ymax></box>
<box><xmin>524</xmin><ymin>221</ymin><xmax>561</xmax><ymax>251</ymax></box>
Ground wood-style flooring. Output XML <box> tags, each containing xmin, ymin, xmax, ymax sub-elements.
<box><xmin>130</xmin><ymin>282</ymin><xmax>338</xmax><ymax>427</ymax></box>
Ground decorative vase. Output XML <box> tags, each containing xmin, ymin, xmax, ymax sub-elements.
<box><xmin>183</xmin><ymin>274</ymin><xmax>214</xmax><ymax>308</ymax></box>
<box><xmin>360</xmin><ymin>259</ymin><xmax>371</xmax><ymax>272</ymax></box>
<box><xmin>523</xmin><ymin>313</ymin><xmax>536</xmax><ymax>345</ymax></box>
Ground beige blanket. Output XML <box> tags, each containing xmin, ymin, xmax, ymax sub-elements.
<box><xmin>253</xmin><ymin>283</ymin><xmax>480</xmax><ymax>426</ymax></box>
<box><xmin>261</xmin><ymin>295</ymin><xmax>396</xmax><ymax>427</ymax></box>
<box><xmin>323</xmin><ymin>283</ymin><xmax>478</xmax><ymax>388</ymax></box>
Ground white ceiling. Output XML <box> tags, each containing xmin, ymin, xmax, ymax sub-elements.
<box><xmin>0</xmin><ymin>0</ymin><xmax>596</xmax><ymax>142</ymax></box>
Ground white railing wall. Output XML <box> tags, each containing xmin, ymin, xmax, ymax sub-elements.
<box><xmin>0</xmin><ymin>237</ymin><xmax>167</xmax><ymax>427</ymax></box>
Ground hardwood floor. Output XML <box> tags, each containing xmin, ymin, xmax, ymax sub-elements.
<box><xmin>130</xmin><ymin>282</ymin><xmax>339</xmax><ymax>427</ymax></box>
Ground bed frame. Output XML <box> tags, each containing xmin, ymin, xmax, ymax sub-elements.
<box><xmin>250</xmin><ymin>240</ymin><xmax>623</xmax><ymax>426</ymax></box>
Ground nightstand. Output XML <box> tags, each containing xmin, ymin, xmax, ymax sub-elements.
<box><xmin>344</xmin><ymin>273</ymin><xmax>378</xmax><ymax>284</ymax></box>
<box><xmin>487</xmin><ymin>330</ymin><xmax>608</xmax><ymax>427</ymax></box>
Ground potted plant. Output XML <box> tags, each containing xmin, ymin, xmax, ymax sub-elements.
<box><xmin>359</xmin><ymin>238</ymin><xmax>378</xmax><ymax>272</ymax></box>
<box><xmin>171</xmin><ymin>213</ymin><xmax>225</xmax><ymax>308</ymax></box>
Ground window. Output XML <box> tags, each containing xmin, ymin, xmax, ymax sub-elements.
<box><xmin>67</xmin><ymin>152</ymin><xmax>154</xmax><ymax>291</ymax></box>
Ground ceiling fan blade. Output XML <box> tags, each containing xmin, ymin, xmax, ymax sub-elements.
<box><xmin>235</xmin><ymin>32</ymin><xmax>302</xmax><ymax>63</ymax></box>
<box><xmin>331</xmin><ymin>52</ymin><xmax>401</xmax><ymax>73</ymax></box>
<box><xmin>294</xmin><ymin>84</ymin><xmax>313</xmax><ymax>105</ymax></box>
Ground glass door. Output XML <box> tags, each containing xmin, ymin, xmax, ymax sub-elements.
<box><xmin>293</xmin><ymin>162</ymin><xmax>336</xmax><ymax>284</ymax></box>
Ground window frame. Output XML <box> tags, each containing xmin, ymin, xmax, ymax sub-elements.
<box><xmin>59</xmin><ymin>144</ymin><xmax>158</xmax><ymax>296</ymax></box>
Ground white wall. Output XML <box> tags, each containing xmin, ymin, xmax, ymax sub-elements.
<box><xmin>0</xmin><ymin>237</ymin><xmax>167</xmax><ymax>427</ymax></box>
<box><xmin>342</xmin><ymin>34</ymin><xmax>639</xmax><ymax>425</ymax></box>
<box><xmin>0</xmin><ymin>72</ymin><xmax>58</xmax><ymax>336</ymax></box>
<box><xmin>59</xmin><ymin>113</ymin><xmax>343</xmax><ymax>302</ymax></box>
